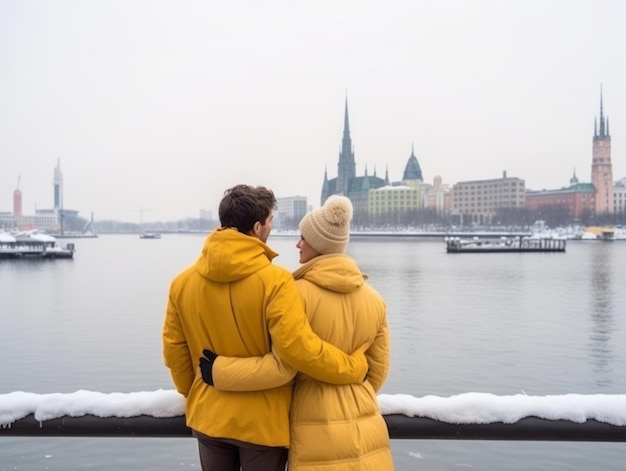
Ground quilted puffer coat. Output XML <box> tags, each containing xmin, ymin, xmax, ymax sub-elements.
<box><xmin>162</xmin><ymin>229</ymin><xmax>368</xmax><ymax>447</ymax></box>
<box><xmin>288</xmin><ymin>253</ymin><xmax>392</xmax><ymax>470</ymax></box>
<box><xmin>213</xmin><ymin>253</ymin><xmax>393</xmax><ymax>470</ymax></box>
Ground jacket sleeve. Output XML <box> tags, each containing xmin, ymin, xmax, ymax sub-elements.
<box><xmin>364</xmin><ymin>309</ymin><xmax>391</xmax><ymax>392</ymax></box>
<box><xmin>212</xmin><ymin>344</ymin><xmax>297</xmax><ymax>391</ymax></box>
<box><xmin>266</xmin><ymin>272</ymin><xmax>368</xmax><ymax>384</ymax></box>
<box><xmin>162</xmin><ymin>289</ymin><xmax>194</xmax><ymax>398</ymax></box>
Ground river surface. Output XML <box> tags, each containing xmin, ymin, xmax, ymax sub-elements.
<box><xmin>1</xmin><ymin>233</ymin><xmax>625</xmax><ymax>470</ymax></box>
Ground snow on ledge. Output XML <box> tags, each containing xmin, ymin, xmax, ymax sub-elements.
<box><xmin>2</xmin><ymin>390</ymin><xmax>626</xmax><ymax>428</ymax></box>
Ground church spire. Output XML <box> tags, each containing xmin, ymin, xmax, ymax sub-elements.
<box><xmin>595</xmin><ymin>84</ymin><xmax>608</xmax><ymax>139</ymax></box>
<box><xmin>599</xmin><ymin>84</ymin><xmax>605</xmax><ymax>137</ymax></box>
<box><xmin>591</xmin><ymin>84</ymin><xmax>614</xmax><ymax>214</ymax></box>
<box><xmin>343</xmin><ymin>92</ymin><xmax>350</xmax><ymax>137</ymax></box>
<box><xmin>336</xmin><ymin>92</ymin><xmax>356</xmax><ymax>196</ymax></box>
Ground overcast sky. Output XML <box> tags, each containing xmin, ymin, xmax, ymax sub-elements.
<box><xmin>1</xmin><ymin>0</ymin><xmax>625</xmax><ymax>223</ymax></box>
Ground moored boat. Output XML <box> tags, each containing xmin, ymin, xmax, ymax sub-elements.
<box><xmin>582</xmin><ymin>226</ymin><xmax>615</xmax><ymax>241</ymax></box>
<box><xmin>139</xmin><ymin>232</ymin><xmax>161</xmax><ymax>239</ymax></box>
<box><xmin>0</xmin><ymin>231</ymin><xmax>75</xmax><ymax>259</ymax></box>
<box><xmin>445</xmin><ymin>236</ymin><xmax>566</xmax><ymax>253</ymax></box>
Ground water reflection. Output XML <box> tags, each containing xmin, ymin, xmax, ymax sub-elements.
<box><xmin>588</xmin><ymin>242</ymin><xmax>615</xmax><ymax>387</ymax></box>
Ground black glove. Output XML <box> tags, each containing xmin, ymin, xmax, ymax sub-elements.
<box><xmin>199</xmin><ymin>349</ymin><xmax>218</xmax><ymax>386</ymax></box>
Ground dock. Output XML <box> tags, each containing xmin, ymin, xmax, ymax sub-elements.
<box><xmin>0</xmin><ymin>231</ymin><xmax>75</xmax><ymax>259</ymax></box>
<box><xmin>446</xmin><ymin>236</ymin><xmax>566</xmax><ymax>253</ymax></box>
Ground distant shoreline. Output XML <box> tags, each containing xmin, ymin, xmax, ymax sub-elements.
<box><xmin>271</xmin><ymin>231</ymin><xmax>532</xmax><ymax>239</ymax></box>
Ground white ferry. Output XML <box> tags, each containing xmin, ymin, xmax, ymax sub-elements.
<box><xmin>0</xmin><ymin>231</ymin><xmax>75</xmax><ymax>259</ymax></box>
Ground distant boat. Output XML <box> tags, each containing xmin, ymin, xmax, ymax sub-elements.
<box><xmin>582</xmin><ymin>226</ymin><xmax>615</xmax><ymax>241</ymax></box>
<box><xmin>445</xmin><ymin>236</ymin><xmax>566</xmax><ymax>253</ymax></box>
<box><xmin>0</xmin><ymin>231</ymin><xmax>75</xmax><ymax>259</ymax></box>
<box><xmin>139</xmin><ymin>232</ymin><xmax>161</xmax><ymax>239</ymax></box>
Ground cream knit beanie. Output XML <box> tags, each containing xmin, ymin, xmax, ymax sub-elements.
<box><xmin>299</xmin><ymin>195</ymin><xmax>353</xmax><ymax>254</ymax></box>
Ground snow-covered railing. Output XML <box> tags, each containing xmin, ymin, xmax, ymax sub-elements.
<box><xmin>2</xmin><ymin>390</ymin><xmax>626</xmax><ymax>442</ymax></box>
<box><xmin>4</xmin><ymin>413</ymin><xmax>626</xmax><ymax>442</ymax></box>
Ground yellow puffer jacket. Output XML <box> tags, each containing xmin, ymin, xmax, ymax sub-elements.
<box><xmin>211</xmin><ymin>253</ymin><xmax>393</xmax><ymax>470</ymax></box>
<box><xmin>289</xmin><ymin>254</ymin><xmax>393</xmax><ymax>470</ymax></box>
<box><xmin>162</xmin><ymin>229</ymin><xmax>368</xmax><ymax>447</ymax></box>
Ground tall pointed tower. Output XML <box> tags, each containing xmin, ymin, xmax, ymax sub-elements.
<box><xmin>591</xmin><ymin>86</ymin><xmax>614</xmax><ymax>215</ymax></box>
<box><xmin>336</xmin><ymin>96</ymin><xmax>356</xmax><ymax>196</ymax></box>
<box><xmin>321</xmin><ymin>96</ymin><xmax>386</xmax><ymax>209</ymax></box>
<box><xmin>54</xmin><ymin>157</ymin><xmax>63</xmax><ymax>211</ymax></box>
<box><xmin>13</xmin><ymin>174</ymin><xmax>22</xmax><ymax>217</ymax></box>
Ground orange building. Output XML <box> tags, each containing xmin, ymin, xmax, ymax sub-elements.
<box><xmin>591</xmin><ymin>87</ymin><xmax>614</xmax><ymax>215</ymax></box>
<box><xmin>526</xmin><ymin>182</ymin><xmax>596</xmax><ymax>220</ymax></box>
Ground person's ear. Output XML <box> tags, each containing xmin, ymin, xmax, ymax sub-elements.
<box><xmin>250</xmin><ymin>221</ymin><xmax>262</xmax><ymax>238</ymax></box>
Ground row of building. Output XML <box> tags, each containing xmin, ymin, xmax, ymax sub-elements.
<box><xmin>278</xmin><ymin>91</ymin><xmax>623</xmax><ymax>227</ymax></box>
<box><xmin>3</xmin><ymin>91</ymin><xmax>624</xmax><ymax>231</ymax></box>
<box><xmin>0</xmin><ymin>158</ymin><xmax>82</xmax><ymax>232</ymax></box>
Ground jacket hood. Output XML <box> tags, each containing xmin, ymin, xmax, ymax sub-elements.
<box><xmin>292</xmin><ymin>253</ymin><xmax>365</xmax><ymax>294</ymax></box>
<box><xmin>195</xmin><ymin>228</ymin><xmax>278</xmax><ymax>283</ymax></box>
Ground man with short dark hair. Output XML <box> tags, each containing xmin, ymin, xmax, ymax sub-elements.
<box><xmin>162</xmin><ymin>184</ymin><xmax>368</xmax><ymax>471</ymax></box>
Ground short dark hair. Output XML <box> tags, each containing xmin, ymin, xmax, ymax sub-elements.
<box><xmin>218</xmin><ymin>184</ymin><xmax>277</xmax><ymax>234</ymax></box>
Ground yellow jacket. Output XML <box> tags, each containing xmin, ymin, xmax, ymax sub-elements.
<box><xmin>162</xmin><ymin>229</ymin><xmax>368</xmax><ymax>447</ymax></box>
<box><xmin>213</xmin><ymin>253</ymin><xmax>393</xmax><ymax>469</ymax></box>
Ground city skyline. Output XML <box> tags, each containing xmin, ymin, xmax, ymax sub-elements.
<box><xmin>2</xmin><ymin>122</ymin><xmax>620</xmax><ymax>225</ymax></box>
<box><xmin>1</xmin><ymin>0</ymin><xmax>625</xmax><ymax>222</ymax></box>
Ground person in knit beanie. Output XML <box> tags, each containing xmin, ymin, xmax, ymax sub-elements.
<box><xmin>298</xmin><ymin>194</ymin><xmax>353</xmax><ymax>256</ymax></box>
<box><xmin>288</xmin><ymin>192</ymin><xmax>392</xmax><ymax>469</ymax></box>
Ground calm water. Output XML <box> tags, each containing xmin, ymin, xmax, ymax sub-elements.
<box><xmin>1</xmin><ymin>234</ymin><xmax>625</xmax><ymax>470</ymax></box>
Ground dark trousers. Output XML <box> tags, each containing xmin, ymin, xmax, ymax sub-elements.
<box><xmin>193</xmin><ymin>430</ymin><xmax>288</xmax><ymax>471</ymax></box>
